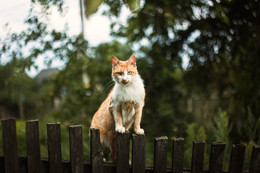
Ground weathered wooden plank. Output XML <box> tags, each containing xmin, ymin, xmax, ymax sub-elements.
<box><xmin>208</xmin><ymin>142</ymin><xmax>225</xmax><ymax>173</ymax></box>
<box><xmin>0</xmin><ymin>156</ymin><xmax>4</xmax><ymax>173</ymax></box>
<box><xmin>172</xmin><ymin>138</ymin><xmax>184</xmax><ymax>173</ymax></box>
<box><xmin>132</xmin><ymin>134</ymin><xmax>145</xmax><ymax>173</ymax></box>
<box><xmin>154</xmin><ymin>136</ymin><xmax>168</xmax><ymax>173</ymax></box>
<box><xmin>17</xmin><ymin>157</ymin><xmax>28</xmax><ymax>173</ymax></box>
<box><xmin>41</xmin><ymin>158</ymin><xmax>49</xmax><ymax>173</ymax></box>
<box><xmin>249</xmin><ymin>145</ymin><xmax>260</xmax><ymax>173</ymax></box>
<box><xmin>117</xmin><ymin>132</ymin><xmax>130</xmax><ymax>173</ymax></box>
<box><xmin>42</xmin><ymin>159</ymin><xmax>71</xmax><ymax>173</ymax></box>
<box><xmin>26</xmin><ymin>120</ymin><xmax>41</xmax><ymax>173</ymax></box>
<box><xmin>191</xmin><ymin>141</ymin><xmax>205</xmax><ymax>173</ymax></box>
<box><xmin>62</xmin><ymin>160</ymin><xmax>72</xmax><ymax>173</ymax></box>
<box><xmin>47</xmin><ymin>123</ymin><xmax>62</xmax><ymax>173</ymax></box>
<box><xmin>69</xmin><ymin>125</ymin><xmax>84</xmax><ymax>173</ymax></box>
<box><xmin>103</xmin><ymin>162</ymin><xmax>116</xmax><ymax>173</ymax></box>
<box><xmin>1</xmin><ymin>118</ymin><xmax>19</xmax><ymax>173</ymax></box>
<box><xmin>83</xmin><ymin>161</ymin><xmax>91</xmax><ymax>173</ymax></box>
<box><xmin>229</xmin><ymin>144</ymin><xmax>245</xmax><ymax>173</ymax></box>
<box><xmin>90</xmin><ymin>128</ymin><xmax>104</xmax><ymax>173</ymax></box>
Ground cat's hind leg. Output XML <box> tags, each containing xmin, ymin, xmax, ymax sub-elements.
<box><xmin>109</xmin><ymin>137</ymin><xmax>117</xmax><ymax>160</ymax></box>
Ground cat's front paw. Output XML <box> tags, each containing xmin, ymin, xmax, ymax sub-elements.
<box><xmin>135</xmin><ymin>128</ymin><xmax>145</xmax><ymax>135</ymax></box>
<box><xmin>115</xmin><ymin>126</ymin><xmax>126</xmax><ymax>133</ymax></box>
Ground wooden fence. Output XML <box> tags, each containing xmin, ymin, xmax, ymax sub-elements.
<box><xmin>0</xmin><ymin>118</ymin><xmax>259</xmax><ymax>173</ymax></box>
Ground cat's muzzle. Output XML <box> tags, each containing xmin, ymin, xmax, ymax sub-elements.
<box><xmin>121</xmin><ymin>79</ymin><xmax>130</xmax><ymax>85</ymax></box>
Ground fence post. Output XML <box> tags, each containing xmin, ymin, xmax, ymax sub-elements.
<box><xmin>90</xmin><ymin>128</ymin><xmax>104</xmax><ymax>173</ymax></box>
<box><xmin>69</xmin><ymin>125</ymin><xmax>84</xmax><ymax>173</ymax></box>
<box><xmin>229</xmin><ymin>144</ymin><xmax>245</xmax><ymax>173</ymax></box>
<box><xmin>208</xmin><ymin>142</ymin><xmax>225</xmax><ymax>173</ymax></box>
<box><xmin>26</xmin><ymin>120</ymin><xmax>41</xmax><ymax>173</ymax></box>
<box><xmin>132</xmin><ymin>134</ymin><xmax>145</xmax><ymax>173</ymax></box>
<box><xmin>249</xmin><ymin>145</ymin><xmax>260</xmax><ymax>173</ymax></box>
<box><xmin>117</xmin><ymin>132</ymin><xmax>130</xmax><ymax>173</ymax></box>
<box><xmin>172</xmin><ymin>138</ymin><xmax>184</xmax><ymax>173</ymax></box>
<box><xmin>47</xmin><ymin>123</ymin><xmax>62</xmax><ymax>173</ymax></box>
<box><xmin>154</xmin><ymin>136</ymin><xmax>168</xmax><ymax>173</ymax></box>
<box><xmin>1</xmin><ymin>118</ymin><xmax>19</xmax><ymax>173</ymax></box>
<box><xmin>191</xmin><ymin>141</ymin><xmax>205</xmax><ymax>173</ymax></box>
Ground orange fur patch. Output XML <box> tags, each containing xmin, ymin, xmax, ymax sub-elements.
<box><xmin>123</xmin><ymin>101</ymin><xmax>135</xmax><ymax>114</ymax></box>
<box><xmin>112</xmin><ymin>60</ymin><xmax>137</xmax><ymax>76</ymax></box>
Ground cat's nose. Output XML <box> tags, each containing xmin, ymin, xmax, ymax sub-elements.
<box><xmin>121</xmin><ymin>79</ymin><xmax>130</xmax><ymax>85</ymax></box>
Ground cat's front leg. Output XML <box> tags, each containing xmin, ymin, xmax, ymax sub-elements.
<box><xmin>134</xmin><ymin>104</ymin><xmax>145</xmax><ymax>135</ymax></box>
<box><xmin>112</xmin><ymin>105</ymin><xmax>125</xmax><ymax>133</ymax></box>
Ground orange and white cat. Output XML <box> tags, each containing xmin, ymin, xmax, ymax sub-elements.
<box><xmin>90</xmin><ymin>55</ymin><xmax>145</xmax><ymax>159</ymax></box>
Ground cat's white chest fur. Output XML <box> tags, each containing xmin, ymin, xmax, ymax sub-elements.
<box><xmin>112</xmin><ymin>74</ymin><xmax>145</xmax><ymax>105</ymax></box>
<box><xmin>111</xmin><ymin>74</ymin><xmax>145</xmax><ymax>126</ymax></box>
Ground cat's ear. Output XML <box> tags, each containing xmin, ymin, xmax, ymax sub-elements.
<box><xmin>128</xmin><ymin>55</ymin><xmax>136</xmax><ymax>66</ymax></box>
<box><xmin>112</xmin><ymin>56</ymin><xmax>119</xmax><ymax>68</ymax></box>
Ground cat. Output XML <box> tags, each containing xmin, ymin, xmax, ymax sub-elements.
<box><xmin>90</xmin><ymin>55</ymin><xmax>145</xmax><ymax>160</ymax></box>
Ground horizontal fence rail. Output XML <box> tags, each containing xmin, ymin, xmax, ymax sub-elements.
<box><xmin>0</xmin><ymin>118</ymin><xmax>259</xmax><ymax>173</ymax></box>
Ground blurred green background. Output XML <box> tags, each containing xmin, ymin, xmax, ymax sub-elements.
<box><xmin>0</xmin><ymin>0</ymin><xmax>259</xmax><ymax>169</ymax></box>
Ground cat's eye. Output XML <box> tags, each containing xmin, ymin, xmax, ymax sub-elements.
<box><xmin>116</xmin><ymin>72</ymin><xmax>123</xmax><ymax>75</ymax></box>
<box><xmin>128</xmin><ymin>71</ymin><xmax>132</xmax><ymax>75</ymax></box>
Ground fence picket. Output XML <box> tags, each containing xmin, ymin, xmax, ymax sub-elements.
<box><xmin>90</xmin><ymin>128</ymin><xmax>104</xmax><ymax>173</ymax></box>
<box><xmin>117</xmin><ymin>132</ymin><xmax>130</xmax><ymax>173</ymax></box>
<box><xmin>249</xmin><ymin>145</ymin><xmax>260</xmax><ymax>173</ymax></box>
<box><xmin>172</xmin><ymin>138</ymin><xmax>184</xmax><ymax>173</ymax></box>
<box><xmin>132</xmin><ymin>134</ymin><xmax>145</xmax><ymax>173</ymax></box>
<box><xmin>69</xmin><ymin>125</ymin><xmax>84</xmax><ymax>173</ymax></box>
<box><xmin>208</xmin><ymin>142</ymin><xmax>225</xmax><ymax>173</ymax></box>
<box><xmin>47</xmin><ymin>123</ymin><xmax>62</xmax><ymax>173</ymax></box>
<box><xmin>26</xmin><ymin>120</ymin><xmax>41</xmax><ymax>173</ymax></box>
<box><xmin>229</xmin><ymin>144</ymin><xmax>245</xmax><ymax>173</ymax></box>
<box><xmin>191</xmin><ymin>141</ymin><xmax>205</xmax><ymax>173</ymax></box>
<box><xmin>154</xmin><ymin>136</ymin><xmax>168</xmax><ymax>173</ymax></box>
<box><xmin>1</xmin><ymin>118</ymin><xmax>19</xmax><ymax>173</ymax></box>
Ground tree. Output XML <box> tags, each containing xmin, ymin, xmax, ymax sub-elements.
<box><xmin>103</xmin><ymin>0</ymin><xmax>260</xmax><ymax>142</ymax></box>
<box><xmin>0</xmin><ymin>62</ymin><xmax>37</xmax><ymax>119</ymax></box>
<box><xmin>0</xmin><ymin>1</ymin><xmax>89</xmax><ymax>120</ymax></box>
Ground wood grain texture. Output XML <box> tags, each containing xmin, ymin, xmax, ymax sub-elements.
<box><xmin>117</xmin><ymin>132</ymin><xmax>130</xmax><ymax>173</ymax></box>
<box><xmin>47</xmin><ymin>123</ymin><xmax>62</xmax><ymax>173</ymax></box>
<box><xmin>132</xmin><ymin>134</ymin><xmax>145</xmax><ymax>173</ymax></box>
<box><xmin>69</xmin><ymin>125</ymin><xmax>84</xmax><ymax>173</ymax></box>
<box><xmin>208</xmin><ymin>142</ymin><xmax>225</xmax><ymax>173</ymax></box>
<box><xmin>229</xmin><ymin>144</ymin><xmax>245</xmax><ymax>173</ymax></box>
<box><xmin>26</xmin><ymin>120</ymin><xmax>41</xmax><ymax>173</ymax></box>
<box><xmin>154</xmin><ymin>136</ymin><xmax>168</xmax><ymax>173</ymax></box>
<box><xmin>191</xmin><ymin>141</ymin><xmax>205</xmax><ymax>173</ymax></box>
<box><xmin>90</xmin><ymin>128</ymin><xmax>104</xmax><ymax>173</ymax></box>
<box><xmin>249</xmin><ymin>145</ymin><xmax>260</xmax><ymax>173</ymax></box>
<box><xmin>1</xmin><ymin>118</ymin><xmax>19</xmax><ymax>173</ymax></box>
<box><xmin>172</xmin><ymin>138</ymin><xmax>184</xmax><ymax>173</ymax></box>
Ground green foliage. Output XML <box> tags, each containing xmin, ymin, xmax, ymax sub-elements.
<box><xmin>213</xmin><ymin>110</ymin><xmax>231</xmax><ymax>143</ymax></box>
<box><xmin>184</xmin><ymin>123</ymin><xmax>207</xmax><ymax>167</ymax></box>
<box><xmin>241</xmin><ymin>107</ymin><xmax>260</xmax><ymax>142</ymax></box>
<box><xmin>212</xmin><ymin>110</ymin><xmax>232</xmax><ymax>170</ymax></box>
<box><xmin>31</xmin><ymin>0</ymin><xmax>64</xmax><ymax>12</ymax></box>
<box><xmin>0</xmin><ymin>63</ymin><xmax>37</xmax><ymax>119</ymax></box>
<box><xmin>84</xmin><ymin>0</ymin><xmax>141</xmax><ymax>17</ymax></box>
<box><xmin>244</xmin><ymin>140</ymin><xmax>255</xmax><ymax>170</ymax></box>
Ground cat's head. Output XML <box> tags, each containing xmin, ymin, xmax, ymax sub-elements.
<box><xmin>112</xmin><ymin>55</ymin><xmax>138</xmax><ymax>85</ymax></box>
